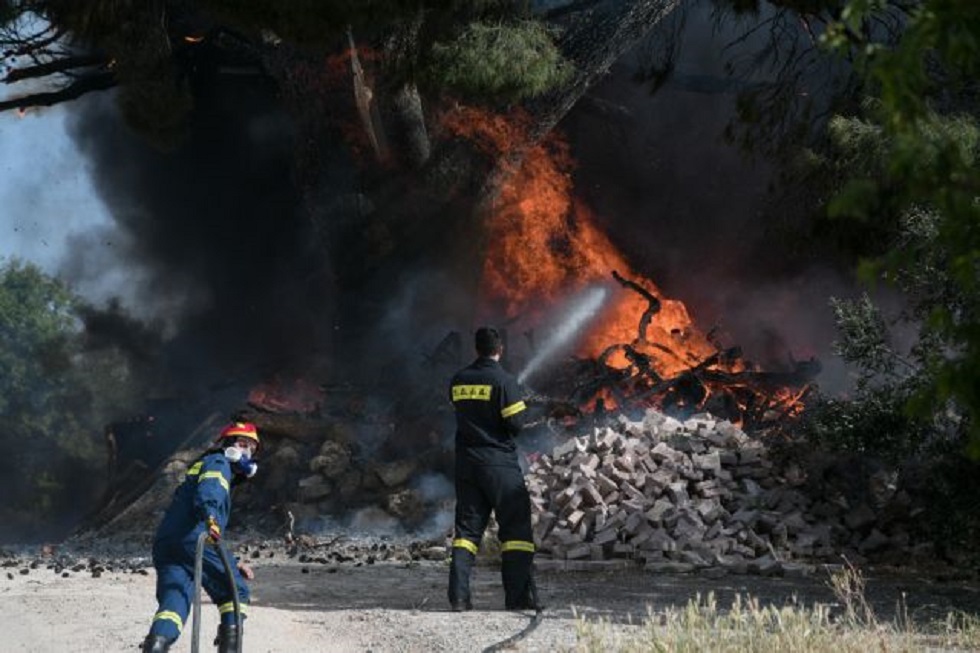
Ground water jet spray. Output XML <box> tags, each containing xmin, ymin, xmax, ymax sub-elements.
<box><xmin>517</xmin><ymin>285</ymin><xmax>609</xmax><ymax>385</ymax></box>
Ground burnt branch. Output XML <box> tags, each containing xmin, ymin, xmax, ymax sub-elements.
<box><xmin>3</xmin><ymin>53</ymin><xmax>108</xmax><ymax>83</ymax></box>
<box><xmin>611</xmin><ymin>269</ymin><xmax>662</xmax><ymax>343</ymax></box>
<box><xmin>0</xmin><ymin>72</ymin><xmax>117</xmax><ymax>112</ymax></box>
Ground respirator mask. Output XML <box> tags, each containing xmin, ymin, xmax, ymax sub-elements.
<box><xmin>224</xmin><ymin>445</ymin><xmax>258</xmax><ymax>478</ymax></box>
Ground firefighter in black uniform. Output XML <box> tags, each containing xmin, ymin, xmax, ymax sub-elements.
<box><xmin>448</xmin><ymin>326</ymin><xmax>540</xmax><ymax>611</ymax></box>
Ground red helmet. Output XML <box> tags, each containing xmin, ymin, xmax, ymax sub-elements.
<box><xmin>217</xmin><ymin>421</ymin><xmax>260</xmax><ymax>450</ymax></box>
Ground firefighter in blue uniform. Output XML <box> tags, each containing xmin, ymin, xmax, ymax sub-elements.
<box><xmin>141</xmin><ymin>422</ymin><xmax>261</xmax><ymax>653</ymax></box>
<box><xmin>448</xmin><ymin>326</ymin><xmax>541</xmax><ymax>611</ymax></box>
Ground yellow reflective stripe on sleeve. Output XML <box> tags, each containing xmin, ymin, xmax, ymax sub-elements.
<box><xmin>187</xmin><ymin>462</ymin><xmax>202</xmax><ymax>477</ymax></box>
<box><xmin>501</xmin><ymin>401</ymin><xmax>527</xmax><ymax>418</ymax></box>
<box><xmin>152</xmin><ymin>610</ymin><xmax>184</xmax><ymax>632</ymax></box>
<box><xmin>500</xmin><ymin>540</ymin><xmax>535</xmax><ymax>553</ymax></box>
<box><xmin>218</xmin><ymin>602</ymin><xmax>248</xmax><ymax>616</ymax></box>
<box><xmin>452</xmin><ymin>384</ymin><xmax>493</xmax><ymax>401</ymax></box>
<box><xmin>199</xmin><ymin>471</ymin><xmax>230</xmax><ymax>492</ymax></box>
<box><xmin>452</xmin><ymin>538</ymin><xmax>479</xmax><ymax>555</ymax></box>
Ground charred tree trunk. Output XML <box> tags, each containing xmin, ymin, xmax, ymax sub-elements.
<box><xmin>381</xmin><ymin>9</ymin><xmax>431</xmax><ymax>169</ymax></box>
<box><xmin>389</xmin><ymin>82</ymin><xmax>430</xmax><ymax>168</ymax></box>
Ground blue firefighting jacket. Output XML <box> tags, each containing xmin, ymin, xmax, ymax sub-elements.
<box><xmin>154</xmin><ymin>451</ymin><xmax>233</xmax><ymax>547</ymax></box>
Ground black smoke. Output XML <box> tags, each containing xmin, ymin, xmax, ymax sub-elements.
<box><xmin>62</xmin><ymin>69</ymin><xmax>336</xmax><ymax>397</ymax></box>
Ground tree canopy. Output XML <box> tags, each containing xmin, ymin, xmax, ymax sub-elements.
<box><xmin>821</xmin><ymin>0</ymin><xmax>980</xmax><ymax>453</ymax></box>
<box><xmin>0</xmin><ymin>259</ymin><xmax>143</xmax><ymax>541</ymax></box>
<box><xmin>0</xmin><ymin>1</ymin><xmax>573</xmax><ymax>118</ymax></box>
<box><xmin>3</xmin><ymin>2</ymin><xmax>977</xmax><ymax>461</ymax></box>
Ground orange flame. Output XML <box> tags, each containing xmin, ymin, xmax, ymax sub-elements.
<box><xmin>442</xmin><ymin>107</ymin><xmax>724</xmax><ymax>378</ymax></box>
<box><xmin>436</xmin><ymin>106</ymin><xmax>816</xmax><ymax>427</ymax></box>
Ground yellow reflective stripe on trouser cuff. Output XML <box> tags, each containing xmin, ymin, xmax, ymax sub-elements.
<box><xmin>218</xmin><ymin>602</ymin><xmax>248</xmax><ymax>616</ymax></box>
<box><xmin>452</xmin><ymin>538</ymin><xmax>479</xmax><ymax>555</ymax></box>
<box><xmin>198</xmin><ymin>471</ymin><xmax>230</xmax><ymax>492</ymax></box>
<box><xmin>501</xmin><ymin>401</ymin><xmax>526</xmax><ymax>418</ymax></box>
<box><xmin>501</xmin><ymin>540</ymin><xmax>535</xmax><ymax>553</ymax></box>
<box><xmin>152</xmin><ymin>611</ymin><xmax>184</xmax><ymax>632</ymax></box>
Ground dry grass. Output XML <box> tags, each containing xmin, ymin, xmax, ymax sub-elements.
<box><xmin>571</xmin><ymin>563</ymin><xmax>980</xmax><ymax>652</ymax></box>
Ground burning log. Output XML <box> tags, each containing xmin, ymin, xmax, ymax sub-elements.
<box><xmin>612</xmin><ymin>269</ymin><xmax>661</xmax><ymax>342</ymax></box>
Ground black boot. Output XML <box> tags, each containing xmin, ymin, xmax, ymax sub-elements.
<box><xmin>505</xmin><ymin>573</ymin><xmax>544</xmax><ymax>611</ymax></box>
<box><xmin>502</xmin><ymin>550</ymin><xmax>541</xmax><ymax>610</ymax></box>
<box><xmin>214</xmin><ymin>624</ymin><xmax>240</xmax><ymax>653</ymax></box>
<box><xmin>141</xmin><ymin>634</ymin><xmax>173</xmax><ymax>653</ymax></box>
<box><xmin>448</xmin><ymin>547</ymin><xmax>476</xmax><ymax>611</ymax></box>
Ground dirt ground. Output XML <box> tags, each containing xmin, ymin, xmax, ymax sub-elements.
<box><xmin>3</xmin><ymin>539</ymin><xmax>980</xmax><ymax>653</ymax></box>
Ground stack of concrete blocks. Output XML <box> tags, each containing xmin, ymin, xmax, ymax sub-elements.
<box><xmin>527</xmin><ymin>409</ymin><xmax>914</xmax><ymax>575</ymax></box>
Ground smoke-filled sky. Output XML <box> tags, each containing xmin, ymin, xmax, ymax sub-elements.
<box><xmin>0</xmin><ymin>105</ymin><xmax>115</xmax><ymax>278</ymax></box>
<box><xmin>2</xmin><ymin>73</ymin><xmax>338</xmax><ymax>397</ymax></box>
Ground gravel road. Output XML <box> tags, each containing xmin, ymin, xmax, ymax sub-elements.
<box><xmin>2</xmin><ymin>540</ymin><xmax>978</xmax><ymax>652</ymax></box>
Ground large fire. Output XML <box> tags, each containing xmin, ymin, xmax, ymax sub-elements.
<box><xmin>249</xmin><ymin>85</ymin><xmax>812</xmax><ymax>427</ymax></box>
<box><xmin>442</xmin><ymin>106</ymin><xmax>811</xmax><ymax>425</ymax></box>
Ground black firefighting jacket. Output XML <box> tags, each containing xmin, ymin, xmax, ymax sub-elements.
<box><xmin>450</xmin><ymin>357</ymin><xmax>528</xmax><ymax>465</ymax></box>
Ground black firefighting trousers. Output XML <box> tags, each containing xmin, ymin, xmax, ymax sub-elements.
<box><xmin>448</xmin><ymin>456</ymin><xmax>536</xmax><ymax>609</ymax></box>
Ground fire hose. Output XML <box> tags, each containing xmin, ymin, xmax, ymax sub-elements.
<box><xmin>481</xmin><ymin>578</ymin><xmax>544</xmax><ymax>653</ymax></box>
<box><xmin>190</xmin><ymin>530</ymin><xmax>243</xmax><ymax>653</ymax></box>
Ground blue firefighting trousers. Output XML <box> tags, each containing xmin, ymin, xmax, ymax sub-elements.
<box><xmin>148</xmin><ymin>534</ymin><xmax>250</xmax><ymax>640</ymax></box>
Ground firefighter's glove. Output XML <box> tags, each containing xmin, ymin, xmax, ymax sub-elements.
<box><xmin>206</xmin><ymin>516</ymin><xmax>221</xmax><ymax>543</ymax></box>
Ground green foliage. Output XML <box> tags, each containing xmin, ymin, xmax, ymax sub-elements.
<box><xmin>802</xmin><ymin>389</ymin><xmax>933</xmax><ymax>463</ymax></box>
<box><xmin>806</xmin><ymin>293</ymin><xmax>934</xmax><ymax>460</ymax></box>
<box><xmin>0</xmin><ymin>259</ymin><xmax>143</xmax><ymax>541</ymax></box>
<box><xmin>820</xmin><ymin>0</ymin><xmax>980</xmax><ymax>454</ymax></box>
<box><xmin>426</xmin><ymin>20</ymin><xmax>573</xmax><ymax>102</ymax></box>
<box><xmin>915</xmin><ymin>454</ymin><xmax>980</xmax><ymax>561</ymax></box>
<box><xmin>814</xmin><ymin>213</ymin><xmax>980</xmax><ymax>556</ymax></box>
<box><xmin>0</xmin><ymin>260</ymin><xmax>78</xmax><ymax>414</ymax></box>
<box><xmin>829</xmin><ymin>295</ymin><xmax>895</xmax><ymax>376</ymax></box>
<box><xmin>826</xmin><ymin>114</ymin><xmax>886</xmax><ymax>180</ymax></box>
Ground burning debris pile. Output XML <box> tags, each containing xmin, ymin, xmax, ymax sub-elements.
<box><xmin>527</xmin><ymin>409</ymin><xmax>924</xmax><ymax>573</ymax></box>
<box><xmin>458</xmin><ymin>110</ymin><xmax>820</xmax><ymax>433</ymax></box>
